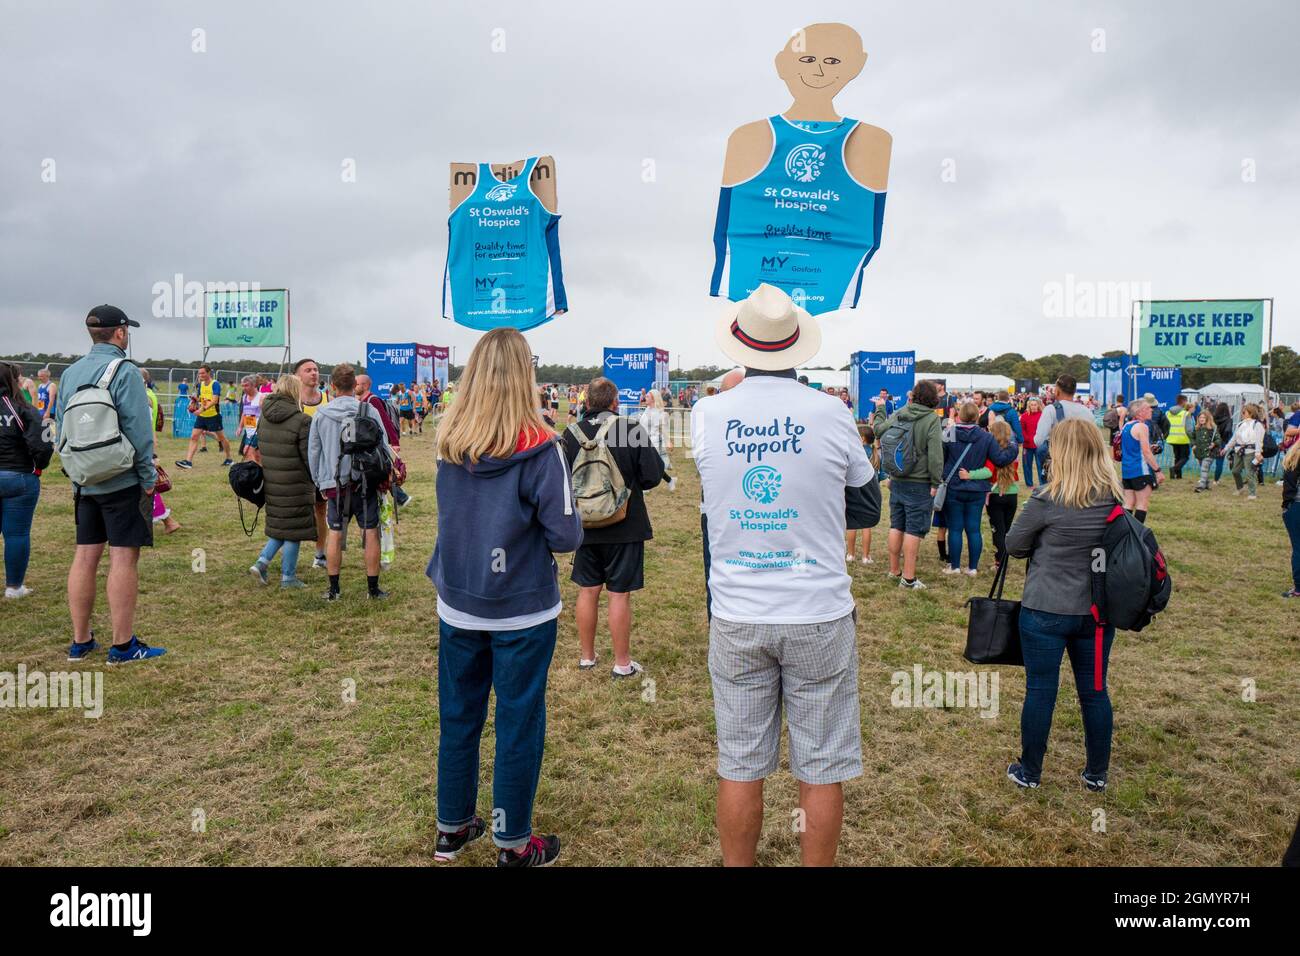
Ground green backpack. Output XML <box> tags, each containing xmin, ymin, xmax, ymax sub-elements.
<box><xmin>566</xmin><ymin>416</ymin><xmax>630</xmax><ymax>528</ymax></box>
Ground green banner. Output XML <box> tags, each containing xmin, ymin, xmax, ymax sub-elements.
<box><xmin>205</xmin><ymin>289</ymin><xmax>288</xmax><ymax>348</ymax></box>
<box><xmin>1138</xmin><ymin>299</ymin><xmax>1265</xmax><ymax>368</ymax></box>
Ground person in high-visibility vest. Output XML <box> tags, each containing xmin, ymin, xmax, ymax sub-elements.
<box><xmin>1165</xmin><ymin>394</ymin><xmax>1192</xmax><ymax>479</ymax></box>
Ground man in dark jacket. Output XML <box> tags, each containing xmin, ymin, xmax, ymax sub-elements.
<box><xmin>560</xmin><ymin>377</ymin><xmax>665</xmax><ymax>678</ymax></box>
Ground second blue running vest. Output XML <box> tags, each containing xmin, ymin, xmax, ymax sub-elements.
<box><xmin>443</xmin><ymin>156</ymin><xmax>567</xmax><ymax>331</ymax></box>
<box><xmin>711</xmin><ymin>115</ymin><xmax>886</xmax><ymax>316</ymax></box>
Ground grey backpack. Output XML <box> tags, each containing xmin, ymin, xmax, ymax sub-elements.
<box><xmin>879</xmin><ymin>416</ymin><xmax>919</xmax><ymax>478</ymax></box>
<box><xmin>57</xmin><ymin>358</ymin><xmax>137</xmax><ymax>487</ymax></box>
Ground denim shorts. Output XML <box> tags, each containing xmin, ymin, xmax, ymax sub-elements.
<box><xmin>888</xmin><ymin>478</ymin><xmax>933</xmax><ymax>537</ymax></box>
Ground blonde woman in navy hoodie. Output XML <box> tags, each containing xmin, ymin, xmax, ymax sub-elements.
<box><xmin>427</xmin><ymin>328</ymin><xmax>583</xmax><ymax>867</ymax></box>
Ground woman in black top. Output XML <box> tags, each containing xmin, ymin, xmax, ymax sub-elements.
<box><xmin>0</xmin><ymin>361</ymin><xmax>54</xmax><ymax>598</ymax></box>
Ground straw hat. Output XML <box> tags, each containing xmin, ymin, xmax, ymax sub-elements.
<box><xmin>714</xmin><ymin>283</ymin><xmax>821</xmax><ymax>371</ymax></box>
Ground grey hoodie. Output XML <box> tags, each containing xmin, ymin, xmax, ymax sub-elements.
<box><xmin>306</xmin><ymin>395</ymin><xmax>392</xmax><ymax>492</ymax></box>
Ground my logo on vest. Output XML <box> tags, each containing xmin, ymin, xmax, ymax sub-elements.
<box><xmin>741</xmin><ymin>465</ymin><xmax>782</xmax><ymax>504</ymax></box>
<box><xmin>784</xmin><ymin>144</ymin><xmax>826</xmax><ymax>183</ymax></box>
<box><xmin>485</xmin><ymin>182</ymin><xmax>518</xmax><ymax>202</ymax></box>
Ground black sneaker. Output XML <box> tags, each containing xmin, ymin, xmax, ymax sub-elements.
<box><xmin>174</xmin><ymin>459</ymin><xmax>193</xmax><ymax>470</ymax></box>
<box><xmin>199</xmin><ymin>447</ymin><xmax>208</xmax><ymax>453</ymax></box>
<box><xmin>497</xmin><ymin>834</ymin><xmax>561</xmax><ymax>868</ymax></box>
<box><xmin>434</xmin><ymin>816</ymin><xmax>486</xmax><ymax>862</ymax></box>
<box><xmin>324</xmin><ymin>590</ymin><xmax>341</xmax><ymax>602</ymax></box>
<box><xmin>368</xmin><ymin>589</ymin><xmax>389</xmax><ymax>600</ymax></box>
<box><xmin>1081</xmin><ymin>770</ymin><xmax>1107</xmax><ymax>793</ymax></box>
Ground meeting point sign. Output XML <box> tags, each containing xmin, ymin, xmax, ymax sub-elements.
<box><xmin>1138</xmin><ymin>299</ymin><xmax>1265</xmax><ymax>368</ymax></box>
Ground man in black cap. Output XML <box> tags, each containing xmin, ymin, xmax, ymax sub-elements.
<box><xmin>55</xmin><ymin>306</ymin><xmax>166</xmax><ymax>664</ymax></box>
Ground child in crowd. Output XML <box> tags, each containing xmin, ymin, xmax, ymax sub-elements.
<box><xmin>979</xmin><ymin>419</ymin><xmax>1020</xmax><ymax>571</ymax></box>
<box><xmin>846</xmin><ymin>424</ymin><xmax>878</xmax><ymax>563</ymax></box>
<box><xmin>1191</xmin><ymin>410</ymin><xmax>1220</xmax><ymax>493</ymax></box>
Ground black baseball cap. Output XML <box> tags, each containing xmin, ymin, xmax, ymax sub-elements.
<box><xmin>85</xmin><ymin>304</ymin><xmax>140</xmax><ymax>328</ymax></box>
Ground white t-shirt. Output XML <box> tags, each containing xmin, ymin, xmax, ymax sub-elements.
<box><xmin>692</xmin><ymin>374</ymin><xmax>873</xmax><ymax>625</ymax></box>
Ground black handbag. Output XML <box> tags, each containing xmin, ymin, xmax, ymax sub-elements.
<box><xmin>962</xmin><ymin>558</ymin><xmax>1023</xmax><ymax>666</ymax></box>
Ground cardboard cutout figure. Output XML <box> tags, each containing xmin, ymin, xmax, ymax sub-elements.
<box><xmin>444</xmin><ymin>156</ymin><xmax>567</xmax><ymax>331</ymax></box>
<box><xmin>711</xmin><ymin>23</ymin><xmax>891</xmax><ymax>316</ymax></box>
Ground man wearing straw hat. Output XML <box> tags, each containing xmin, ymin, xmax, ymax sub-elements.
<box><xmin>693</xmin><ymin>283</ymin><xmax>874</xmax><ymax>866</ymax></box>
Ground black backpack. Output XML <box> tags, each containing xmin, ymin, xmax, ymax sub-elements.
<box><xmin>338</xmin><ymin>404</ymin><xmax>391</xmax><ymax>489</ymax></box>
<box><xmin>1087</xmin><ymin>504</ymin><xmax>1172</xmax><ymax>688</ymax></box>
<box><xmin>1262</xmin><ymin>432</ymin><xmax>1279</xmax><ymax>459</ymax></box>
<box><xmin>228</xmin><ymin>460</ymin><xmax>266</xmax><ymax>536</ymax></box>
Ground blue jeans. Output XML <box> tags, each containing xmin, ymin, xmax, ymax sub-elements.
<box><xmin>0</xmin><ymin>471</ymin><xmax>41</xmax><ymax>587</ymax></box>
<box><xmin>1022</xmin><ymin>446</ymin><xmax>1046</xmax><ymax>486</ymax></box>
<box><xmin>437</xmin><ymin>617</ymin><xmax>558</xmax><ymax>849</ymax></box>
<box><xmin>1284</xmin><ymin>503</ymin><xmax>1300</xmax><ymax>591</ymax></box>
<box><xmin>1213</xmin><ymin>453</ymin><xmax>1226</xmax><ymax>482</ymax></box>
<box><xmin>257</xmin><ymin>538</ymin><xmax>301</xmax><ymax>581</ymax></box>
<box><xmin>1018</xmin><ymin>608</ymin><xmax>1115</xmax><ymax>783</ymax></box>
<box><xmin>944</xmin><ymin>490</ymin><xmax>985</xmax><ymax>570</ymax></box>
<box><xmin>392</xmin><ymin>483</ymin><xmax>409</xmax><ymax>506</ymax></box>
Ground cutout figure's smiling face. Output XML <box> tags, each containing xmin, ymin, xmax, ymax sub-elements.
<box><xmin>774</xmin><ymin>23</ymin><xmax>867</xmax><ymax>102</ymax></box>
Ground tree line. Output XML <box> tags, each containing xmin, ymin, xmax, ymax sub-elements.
<box><xmin>6</xmin><ymin>347</ymin><xmax>1296</xmax><ymax>393</ymax></box>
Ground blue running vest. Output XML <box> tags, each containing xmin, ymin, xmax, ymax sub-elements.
<box><xmin>1120</xmin><ymin>420</ymin><xmax>1150</xmax><ymax>478</ymax></box>
<box><xmin>443</xmin><ymin>157</ymin><xmax>567</xmax><ymax>331</ymax></box>
<box><xmin>36</xmin><ymin>381</ymin><xmax>56</xmax><ymax>417</ymax></box>
<box><xmin>711</xmin><ymin>116</ymin><xmax>886</xmax><ymax>315</ymax></box>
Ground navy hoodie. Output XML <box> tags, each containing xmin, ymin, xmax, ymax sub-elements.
<box><xmin>428</xmin><ymin>435</ymin><xmax>583</xmax><ymax>621</ymax></box>
<box><xmin>942</xmin><ymin>422</ymin><xmax>1019</xmax><ymax>495</ymax></box>
<box><xmin>987</xmin><ymin>400</ymin><xmax>1023</xmax><ymax>443</ymax></box>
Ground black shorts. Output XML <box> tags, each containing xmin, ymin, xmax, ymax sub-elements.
<box><xmin>1123</xmin><ymin>474</ymin><xmax>1157</xmax><ymax>491</ymax></box>
<box><xmin>75</xmin><ymin>484</ymin><xmax>154</xmax><ymax>548</ymax></box>
<box><xmin>326</xmin><ymin>487</ymin><xmax>381</xmax><ymax>531</ymax></box>
<box><xmin>571</xmin><ymin>541</ymin><xmax>645</xmax><ymax>593</ymax></box>
<box><xmin>192</xmin><ymin>415</ymin><xmax>224</xmax><ymax>433</ymax></box>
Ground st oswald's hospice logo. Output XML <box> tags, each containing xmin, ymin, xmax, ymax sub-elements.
<box><xmin>485</xmin><ymin>182</ymin><xmax>518</xmax><ymax>202</ymax></box>
<box><xmin>784</xmin><ymin>144</ymin><xmax>826</xmax><ymax>183</ymax></box>
<box><xmin>741</xmin><ymin>465</ymin><xmax>782</xmax><ymax>504</ymax></box>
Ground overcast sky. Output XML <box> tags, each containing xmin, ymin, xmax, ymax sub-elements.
<box><xmin>2</xmin><ymin>0</ymin><xmax>1297</xmax><ymax>370</ymax></box>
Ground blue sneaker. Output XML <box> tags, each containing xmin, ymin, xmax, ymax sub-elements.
<box><xmin>68</xmin><ymin>634</ymin><xmax>99</xmax><ymax>662</ymax></box>
<box><xmin>1007</xmin><ymin>763</ymin><xmax>1040</xmax><ymax>789</ymax></box>
<box><xmin>107</xmin><ymin>636</ymin><xmax>167</xmax><ymax>664</ymax></box>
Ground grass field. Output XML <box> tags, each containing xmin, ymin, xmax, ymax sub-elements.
<box><xmin>1</xmin><ymin>421</ymin><xmax>1297</xmax><ymax>867</ymax></box>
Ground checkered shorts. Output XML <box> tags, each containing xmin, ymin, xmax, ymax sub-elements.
<box><xmin>708</xmin><ymin>612</ymin><xmax>862</xmax><ymax>785</ymax></box>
